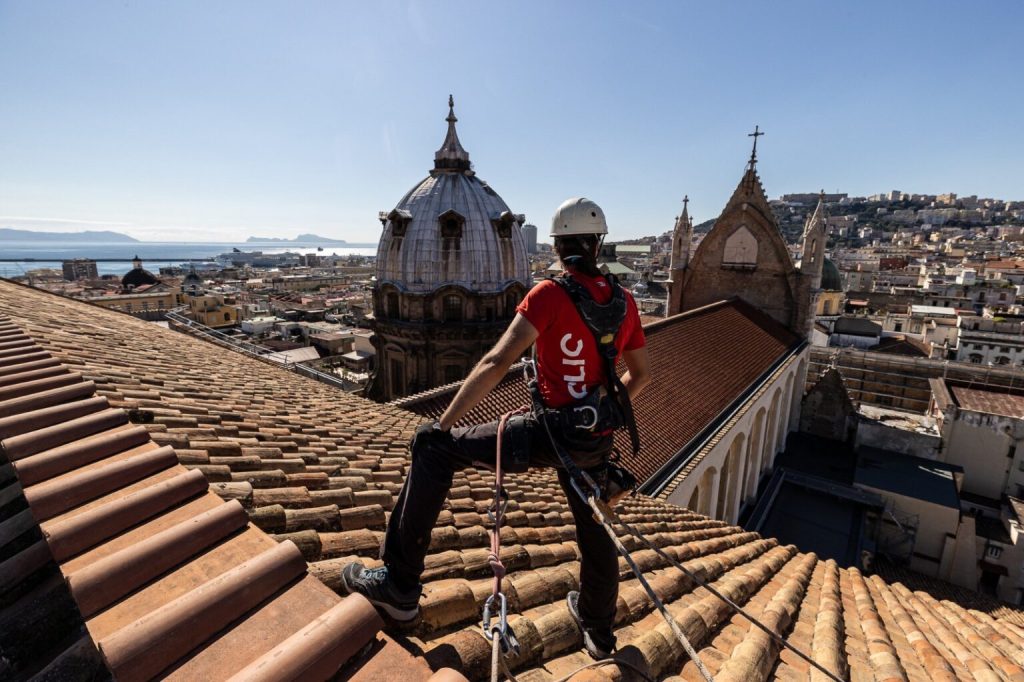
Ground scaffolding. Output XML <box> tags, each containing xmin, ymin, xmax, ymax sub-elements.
<box><xmin>165</xmin><ymin>308</ymin><xmax>360</xmax><ymax>393</ymax></box>
<box><xmin>809</xmin><ymin>346</ymin><xmax>1024</xmax><ymax>413</ymax></box>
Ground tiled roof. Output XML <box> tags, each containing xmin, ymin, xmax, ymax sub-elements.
<box><xmin>950</xmin><ymin>384</ymin><xmax>1024</xmax><ymax>419</ymax></box>
<box><xmin>399</xmin><ymin>299</ymin><xmax>802</xmax><ymax>489</ymax></box>
<box><xmin>872</xmin><ymin>335</ymin><xmax>931</xmax><ymax>357</ymax></box>
<box><xmin>3</xmin><ymin>279</ymin><xmax>1024</xmax><ymax>681</ymax></box>
<box><xmin>0</xmin><ymin>310</ymin><xmax>388</xmax><ymax>680</ymax></box>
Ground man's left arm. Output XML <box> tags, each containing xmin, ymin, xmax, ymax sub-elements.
<box><xmin>438</xmin><ymin>314</ymin><xmax>539</xmax><ymax>430</ymax></box>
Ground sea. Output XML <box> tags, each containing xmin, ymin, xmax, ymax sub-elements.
<box><xmin>0</xmin><ymin>241</ymin><xmax>378</xmax><ymax>278</ymax></box>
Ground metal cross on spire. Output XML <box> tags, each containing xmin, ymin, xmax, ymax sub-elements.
<box><xmin>747</xmin><ymin>125</ymin><xmax>764</xmax><ymax>168</ymax></box>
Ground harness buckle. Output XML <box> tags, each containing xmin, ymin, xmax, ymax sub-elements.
<box><xmin>573</xmin><ymin>404</ymin><xmax>599</xmax><ymax>431</ymax></box>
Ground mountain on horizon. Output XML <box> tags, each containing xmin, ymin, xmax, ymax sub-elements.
<box><xmin>0</xmin><ymin>228</ymin><xmax>140</xmax><ymax>243</ymax></box>
<box><xmin>246</xmin><ymin>233</ymin><xmax>349</xmax><ymax>244</ymax></box>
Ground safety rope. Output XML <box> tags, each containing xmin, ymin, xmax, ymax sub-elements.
<box><xmin>581</xmin><ymin>494</ymin><xmax>715</xmax><ymax>682</ymax></box>
<box><xmin>483</xmin><ymin>409</ymin><xmax>527</xmax><ymax>682</ymax></box>
<box><xmin>550</xmin><ymin>658</ymin><xmax>655</xmax><ymax>682</ymax></box>
<box><xmin>604</xmin><ymin>507</ymin><xmax>845</xmax><ymax>682</ymax></box>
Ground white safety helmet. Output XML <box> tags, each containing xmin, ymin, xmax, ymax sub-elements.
<box><xmin>550</xmin><ymin>197</ymin><xmax>608</xmax><ymax>238</ymax></box>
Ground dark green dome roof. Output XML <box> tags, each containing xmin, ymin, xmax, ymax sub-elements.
<box><xmin>822</xmin><ymin>258</ymin><xmax>841</xmax><ymax>291</ymax></box>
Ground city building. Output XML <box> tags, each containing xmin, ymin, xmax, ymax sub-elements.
<box><xmin>120</xmin><ymin>255</ymin><xmax>160</xmax><ymax>292</ymax></box>
<box><xmin>61</xmin><ymin>258</ymin><xmax>98</xmax><ymax>281</ymax></box>
<box><xmin>367</xmin><ymin>97</ymin><xmax>530</xmax><ymax>400</ymax></box>
<box><xmin>520</xmin><ymin>222</ymin><xmax>538</xmax><ymax>254</ymax></box>
<box><xmin>957</xmin><ymin>314</ymin><xmax>1024</xmax><ymax>366</ymax></box>
<box><xmin>186</xmin><ymin>292</ymin><xmax>241</xmax><ymax>328</ymax></box>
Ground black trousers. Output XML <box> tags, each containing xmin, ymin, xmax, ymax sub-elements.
<box><xmin>382</xmin><ymin>416</ymin><xmax>619</xmax><ymax>632</ymax></box>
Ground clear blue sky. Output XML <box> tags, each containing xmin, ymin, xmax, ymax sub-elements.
<box><xmin>1</xmin><ymin>1</ymin><xmax>1022</xmax><ymax>242</ymax></box>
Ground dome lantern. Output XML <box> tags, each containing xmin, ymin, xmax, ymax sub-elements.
<box><xmin>433</xmin><ymin>95</ymin><xmax>471</xmax><ymax>173</ymax></box>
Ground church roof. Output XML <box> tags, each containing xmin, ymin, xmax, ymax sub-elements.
<box><xmin>398</xmin><ymin>298</ymin><xmax>803</xmax><ymax>488</ymax></box>
<box><xmin>822</xmin><ymin>258</ymin><xmax>842</xmax><ymax>291</ymax></box>
<box><xmin>374</xmin><ymin>98</ymin><xmax>530</xmax><ymax>294</ymax></box>
<box><xmin>121</xmin><ymin>265</ymin><xmax>159</xmax><ymax>289</ymax></box>
<box><xmin>2</xmin><ymin>278</ymin><xmax>1023</xmax><ymax>681</ymax></box>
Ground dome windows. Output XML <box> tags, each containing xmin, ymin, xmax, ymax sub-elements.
<box><xmin>492</xmin><ymin>211</ymin><xmax>518</xmax><ymax>239</ymax></box>
<box><xmin>439</xmin><ymin>210</ymin><xmax>464</xmax><ymax>243</ymax></box>
<box><xmin>388</xmin><ymin>209</ymin><xmax>413</xmax><ymax>238</ymax></box>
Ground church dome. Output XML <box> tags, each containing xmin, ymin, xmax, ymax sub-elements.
<box><xmin>374</xmin><ymin>97</ymin><xmax>530</xmax><ymax>294</ymax></box>
<box><xmin>121</xmin><ymin>256</ymin><xmax>159</xmax><ymax>290</ymax></box>
<box><xmin>822</xmin><ymin>257</ymin><xmax>842</xmax><ymax>291</ymax></box>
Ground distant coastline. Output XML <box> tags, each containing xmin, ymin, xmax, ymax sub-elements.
<box><xmin>246</xmin><ymin>233</ymin><xmax>352</xmax><ymax>245</ymax></box>
<box><xmin>0</xmin><ymin>228</ymin><xmax>376</xmax><ymax>249</ymax></box>
<box><xmin>0</xmin><ymin>228</ymin><xmax>140</xmax><ymax>243</ymax></box>
<box><xmin>0</xmin><ymin>240</ymin><xmax>379</xmax><ymax>279</ymax></box>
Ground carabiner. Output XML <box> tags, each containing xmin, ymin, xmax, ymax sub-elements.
<box><xmin>482</xmin><ymin>593</ymin><xmax>520</xmax><ymax>654</ymax></box>
<box><xmin>482</xmin><ymin>593</ymin><xmax>507</xmax><ymax>641</ymax></box>
<box><xmin>521</xmin><ymin>356</ymin><xmax>537</xmax><ymax>383</ymax></box>
<box><xmin>486</xmin><ymin>486</ymin><xmax>510</xmax><ymax>525</ymax></box>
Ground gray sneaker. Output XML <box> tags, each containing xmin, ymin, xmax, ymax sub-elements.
<box><xmin>567</xmin><ymin>590</ymin><xmax>616</xmax><ymax>659</ymax></box>
<box><xmin>340</xmin><ymin>564</ymin><xmax>421</xmax><ymax>621</ymax></box>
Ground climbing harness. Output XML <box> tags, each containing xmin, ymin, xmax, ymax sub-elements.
<box><xmin>523</xmin><ymin>358</ymin><xmax>637</xmax><ymax>508</ymax></box>
<box><xmin>478</xmin><ymin>275</ymin><xmax>842</xmax><ymax>682</ymax></box>
<box><xmin>551</xmin><ymin>273</ymin><xmax>641</xmax><ymax>457</ymax></box>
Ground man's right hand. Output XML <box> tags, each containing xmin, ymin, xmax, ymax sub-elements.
<box><xmin>413</xmin><ymin>421</ymin><xmax>447</xmax><ymax>442</ymax></box>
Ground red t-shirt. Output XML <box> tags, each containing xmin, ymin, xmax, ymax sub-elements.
<box><xmin>516</xmin><ymin>272</ymin><xmax>646</xmax><ymax>409</ymax></box>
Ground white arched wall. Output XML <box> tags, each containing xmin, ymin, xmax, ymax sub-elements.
<box><xmin>763</xmin><ymin>400</ymin><xmax>778</xmax><ymax>473</ymax></box>
<box><xmin>724</xmin><ymin>434</ymin><xmax>746</xmax><ymax>523</ymax></box>
<box><xmin>770</xmin><ymin>385</ymin><xmax>786</xmax><ymax>464</ymax></box>
<box><xmin>789</xmin><ymin>356</ymin><xmax>808</xmax><ymax>432</ymax></box>
<box><xmin>744</xmin><ymin>408</ymin><xmax>766</xmax><ymax>499</ymax></box>
<box><xmin>687</xmin><ymin>487</ymin><xmax>699</xmax><ymax>512</ymax></box>
<box><xmin>663</xmin><ymin>347</ymin><xmax>808</xmax><ymax>522</ymax></box>
<box><xmin>778</xmin><ymin>373</ymin><xmax>795</xmax><ymax>453</ymax></box>
<box><xmin>699</xmin><ymin>467</ymin><xmax>719</xmax><ymax>517</ymax></box>
<box><xmin>715</xmin><ymin>457</ymin><xmax>729</xmax><ymax>519</ymax></box>
<box><xmin>769</xmin><ymin>387</ymin><xmax>784</xmax><ymax>468</ymax></box>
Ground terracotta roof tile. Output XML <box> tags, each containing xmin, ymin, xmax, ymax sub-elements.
<box><xmin>0</xmin><ymin>302</ymin><xmax>391</xmax><ymax>680</ymax></box>
<box><xmin>397</xmin><ymin>298</ymin><xmax>801</xmax><ymax>487</ymax></box>
<box><xmin>3</xmin><ymin>279</ymin><xmax>1024</xmax><ymax>681</ymax></box>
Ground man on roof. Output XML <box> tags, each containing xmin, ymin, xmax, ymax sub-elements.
<box><xmin>341</xmin><ymin>198</ymin><xmax>651</xmax><ymax>659</ymax></box>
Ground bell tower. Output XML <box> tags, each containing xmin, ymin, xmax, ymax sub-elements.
<box><xmin>800</xmin><ymin>191</ymin><xmax>827</xmax><ymax>291</ymax></box>
<box><xmin>667</xmin><ymin>196</ymin><xmax>693</xmax><ymax>316</ymax></box>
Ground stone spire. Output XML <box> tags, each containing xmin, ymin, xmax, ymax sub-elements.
<box><xmin>707</xmin><ymin>126</ymin><xmax>771</xmax><ymax>218</ymax></box>
<box><xmin>669</xmin><ymin>195</ymin><xmax>693</xmax><ymax>276</ymax></box>
<box><xmin>434</xmin><ymin>95</ymin><xmax>471</xmax><ymax>172</ymax></box>
<box><xmin>667</xmin><ymin>195</ymin><xmax>694</xmax><ymax>316</ymax></box>
<box><xmin>804</xmin><ymin>190</ymin><xmax>826</xmax><ymax>238</ymax></box>
<box><xmin>801</xmin><ymin>190</ymin><xmax>827</xmax><ymax>291</ymax></box>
